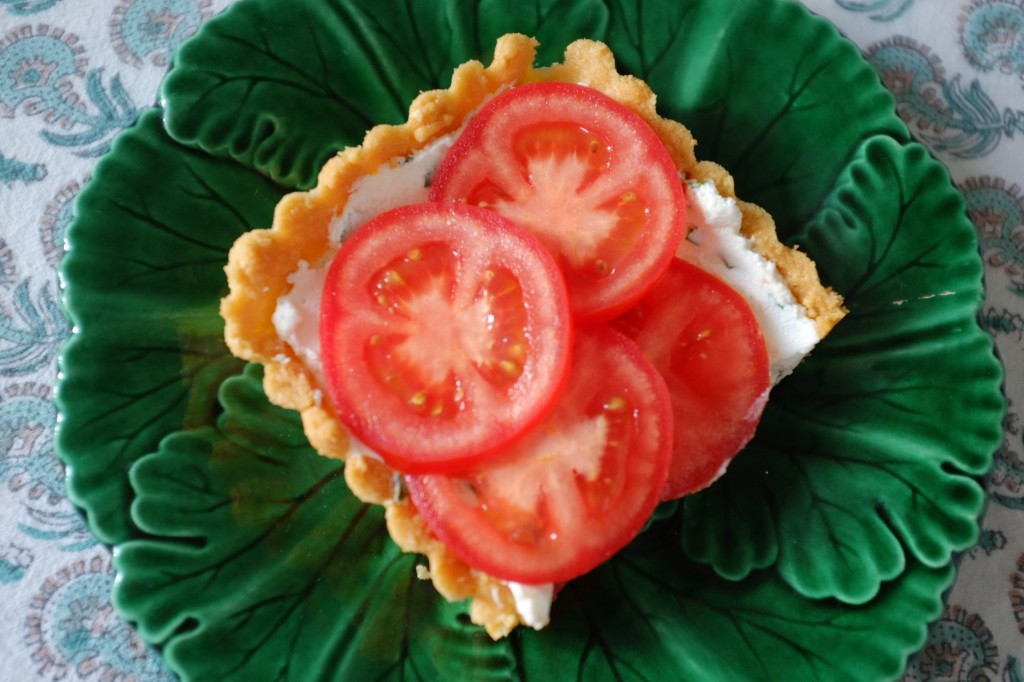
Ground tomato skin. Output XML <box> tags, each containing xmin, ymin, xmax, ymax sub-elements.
<box><xmin>319</xmin><ymin>202</ymin><xmax>572</xmax><ymax>474</ymax></box>
<box><xmin>614</xmin><ymin>259</ymin><xmax>771</xmax><ymax>500</ymax></box>
<box><xmin>405</xmin><ymin>326</ymin><xmax>673</xmax><ymax>584</ymax></box>
<box><xmin>430</xmin><ymin>81</ymin><xmax>686</xmax><ymax>325</ymax></box>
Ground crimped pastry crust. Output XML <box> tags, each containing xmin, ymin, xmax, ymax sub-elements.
<box><xmin>221</xmin><ymin>33</ymin><xmax>845</xmax><ymax>639</ymax></box>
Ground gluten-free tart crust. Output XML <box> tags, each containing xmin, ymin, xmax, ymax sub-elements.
<box><xmin>221</xmin><ymin>33</ymin><xmax>845</xmax><ymax>638</ymax></box>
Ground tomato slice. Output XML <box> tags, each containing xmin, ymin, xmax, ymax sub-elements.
<box><xmin>405</xmin><ymin>326</ymin><xmax>672</xmax><ymax>584</ymax></box>
<box><xmin>430</xmin><ymin>81</ymin><xmax>686</xmax><ymax>324</ymax></box>
<box><xmin>614</xmin><ymin>259</ymin><xmax>771</xmax><ymax>500</ymax></box>
<box><xmin>319</xmin><ymin>202</ymin><xmax>572</xmax><ymax>473</ymax></box>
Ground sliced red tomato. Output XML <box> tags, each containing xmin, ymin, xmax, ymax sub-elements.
<box><xmin>430</xmin><ymin>81</ymin><xmax>686</xmax><ymax>324</ymax></box>
<box><xmin>319</xmin><ymin>202</ymin><xmax>572</xmax><ymax>474</ymax></box>
<box><xmin>405</xmin><ymin>326</ymin><xmax>672</xmax><ymax>584</ymax></box>
<box><xmin>614</xmin><ymin>259</ymin><xmax>771</xmax><ymax>500</ymax></box>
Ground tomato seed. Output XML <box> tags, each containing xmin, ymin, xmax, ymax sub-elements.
<box><xmin>605</xmin><ymin>396</ymin><xmax>627</xmax><ymax>412</ymax></box>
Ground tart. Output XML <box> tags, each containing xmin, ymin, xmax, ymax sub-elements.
<box><xmin>221</xmin><ymin>33</ymin><xmax>845</xmax><ymax>638</ymax></box>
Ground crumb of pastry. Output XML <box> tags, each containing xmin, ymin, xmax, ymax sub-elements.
<box><xmin>221</xmin><ymin>33</ymin><xmax>846</xmax><ymax>639</ymax></box>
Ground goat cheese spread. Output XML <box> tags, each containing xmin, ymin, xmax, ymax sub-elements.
<box><xmin>505</xmin><ymin>581</ymin><xmax>555</xmax><ymax>629</ymax></box>
<box><xmin>677</xmin><ymin>180</ymin><xmax>819</xmax><ymax>383</ymax></box>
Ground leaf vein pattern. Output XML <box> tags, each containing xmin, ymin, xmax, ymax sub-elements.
<box><xmin>224</xmin><ymin>504</ymin><xmax>371</xmax><ymax>677</ymax></box>
<box><xmin>115</xmin><ymin>257</ymin><xmax>227</xmax><ymax>288</ymax></box>
<box><xmin>731</xmin><ymin>58</ymin><xmax>834</xmax><ymax>170</ymax></box>
<box><xmin>844</xmin><ymin>154</ymin><xmax>944</xmax><ymax>300</ymax></box>
<box><xmin>332</xmin><ymin>2</ymin><xmax>412</xmax><ymax>117</ymax></box>
<box><xmin>214</xmin><ymin>31</ymin><xmax>327</xmax><ymax>93</ymax></box>
<box><xmin>618</xmin><ymin>558</ymin><xmax>867</xmax><ymax>678</ymax></box>
<box><xmin>574</xmin><ymin>587</ymin><xmax>652</xmax><ymax>682</ymax></box>
<box><xmin>181</xmin><ymin>161</ymin><xmax>265</xmax><ymax>229</ymax></box>
<box><xmin>155</xmin><ymin>467</ymin><xmax>346</xmax><ymax>588</ymax></box>
<box><xmin>789</xmin><ymin>456</ymin><xmax>875</xmax><ymax>562</ymax></box>
<box><xmin>109</xmin><ymin>197</ymin><xmax>228</xmax><ymax>256</ymax></box>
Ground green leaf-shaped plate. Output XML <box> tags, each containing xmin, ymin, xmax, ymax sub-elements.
<box><xmin>116</xmin><ymin>364</ymin><xmax>954</xmax><ymax>682</ymax></box>
<box><xmin>55</xmin><ymin>0</ymin><xmax>1005</xmax><ymax>679</ymax></box>
<box><xmin>57</xmin><ymin>108</ymin><xmax>285</xmax><ymax>543</ymax></box>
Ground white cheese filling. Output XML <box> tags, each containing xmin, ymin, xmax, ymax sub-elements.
<box><xmin>272</xmin><ymin>259</ymin><xmax>330</xmax><ymax>376</ymax></box>
<box><xmin>271</xmin><ymin>142</ymin><xmax>821</xmax><ymax>630</ymax></box>
<box><xmin>329</xmin><ymin>135</ymin><xmax>457</xmax><ymax>244</ymax></box>
<box><xmin>504</xmin><ymin>581</ymin><xmax>554</xmax><ymax>629</ymax></box>
<box><xmin>272</xmin><ymin>132</ymin><xmax>460</xmax><ymax>385</ymax></box>
<box><xmin>677</xmin><ymin>180</ymin><xmax>819</xmax><ymax>383</ymax></box>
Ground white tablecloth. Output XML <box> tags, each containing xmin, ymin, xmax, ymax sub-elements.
<box><xmin>1</xmin><ymin>0</ymin><xmax>1021</xmax><ymax>678</ymax></box>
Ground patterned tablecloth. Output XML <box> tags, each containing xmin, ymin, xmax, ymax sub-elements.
<box><xmin>1</xmin><ymin>0</ymin><xmax>1022</xmax><ymax>679</ymax></box>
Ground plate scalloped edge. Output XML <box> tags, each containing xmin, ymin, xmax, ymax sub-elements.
<box><xmin>52</xmin><ymin>0</ymin><xmax>1006</xmax><ymax>679</ymax></box>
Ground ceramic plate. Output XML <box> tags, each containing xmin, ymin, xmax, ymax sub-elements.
<box><xmin>56</xmin><ymin>0</ymin><xmax>1005</xmax><ymax>679</ymax></box>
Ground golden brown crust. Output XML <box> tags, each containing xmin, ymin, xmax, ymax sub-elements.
<box><xmin>734</xmin><ymin>199</ymin><xmax>847</xmax><ymax>337</ymax></box>
<box><xmin>221</xmin><ymin>33</ymin><xmax>845</xmax><ymax>640</ymax></box>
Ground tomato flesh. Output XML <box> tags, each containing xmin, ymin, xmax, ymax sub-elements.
<box><xmin>430</xmin><ymin>81</ymin><xmax>686</xmax><ymax>324</ymax></box>
<box><xmin>614</xmin><ymin>259</ymin><xmax>771</xmax><ymax>500</ymax></box>
<box><xmin>320</xmin><ymin>202</ymin><xmax>572</xmax><ymax>473</ymax></box>
<box><xmin>405</xmin><ymin>326</ymin><xmax>673</xmax><ymax>584</ymax></box>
